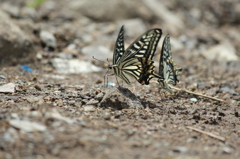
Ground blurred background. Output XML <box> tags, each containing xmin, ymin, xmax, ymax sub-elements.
<box><xmin>0</xmin><ymin>0</ymin><xmax>240</xmax><ymax>86</ymax></box>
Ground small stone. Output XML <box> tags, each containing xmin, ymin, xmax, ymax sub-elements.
<box><xmin>51</xmin><ymin>58</ymin><xmax>102</xmax><ymax>74</ymax></box>
<box><xmin>95</xmin><ymin>92</ymin><xmax>104</xmax><ymax>101</ymax></box>
<box><xmin>221</xmin><ymin>87</ymin><xmax>238</xmax><ymax>95</ymax></box>
<box><xmin>104</xmin><ymin>112</ymin><xmax>111</xmax><ymax>120</ymax></box>
<box><xmin>84</xmin><ymin>105</ymin><xmax>96</xmax><ymax>112</ymax></box>
<box><xmin>206</xmin><ymin>87</ymin><xmax>219</xmax><ymax>96</ymax></box>
<box><xmin>222</xmin><ymin>147</ymin><xmax>232</xmax><ymax>154</ymax></box>
<box><xmin>47</xmin><ymin>111</ymin><xmax>76</xmax><ymax>124</ymax></box>
<box><xmin>202</xmin><ymin>42</ymin><xmax>238</xmax><ymax>62</ymax></box>
<box><xmin>40</xmin><ymin>30</ymin><xmax>57</xmax><ymax>49</ymax></box>
<box><xmin>10</xmin><ymin>113</ymin><xmax>19</xmax><ymax>119</ymax></box>
<box><xmin>0</xmin><ymin>75</ymin><xmax>7</xmax><ymax>80</ymax></box>
<box><xmin>2</xmin><ymin>127</ymin><xmax>19</xmax><ymax>143</ymax></box>
<box><xmin>86</xmin><ymin>99</ymin><xmax>99</xmax><ymax>105</ymax></box>
<box><xmin>68</xmin><ymin>100</ymin><xmax>76</xmax><ymax>104</ymax></box>
<box><xmin>9</xmin><ymin>119</ymin><xmax>47</xmax><ymax>132</ymax></box>
<box><xmin>34</xmin><ymin>85</ymin><xmax>42</xmax><ymax>91</ymax></box>
<box><xmin>2</xmin><ymin>3</ymin><xmax>20</xmax><ymax>17</ymax></box>
<box><xmin>58</xmin><ymin>52</ymin><xmax>73</xmax><ymax>59</ymax></box>
<box><xmin>172</xmin><ymin>146</ymin><xmax>189</xmax><ymax>153</ymax></box>
<box><xmin>26</xmin><ymin>96</ymin><xmax>42</xmax><ymax>103</ymax></box>
<box><xmin>0</xmin><ymin>83</ymin><xmax>15</xmax><ymax>93</ymax></box>
<box><xmin>190</xmin><ymin>98</ymin><xmax>198</xmax><ymax>102</ymax></box>
<box><xmin>99</xmin><ymin>87</ymin><xmax>144</xmax><ymax>109</ymax></box>
<box><xmin>20</xmin><ymin>7</ymin><xmax>37</xmax><ymax>19</ymax></box>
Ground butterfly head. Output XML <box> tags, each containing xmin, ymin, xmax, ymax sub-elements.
<box><xmin>108</xmin><ymin>65</ymin><xmax>115</xmax><ymax>74</ymax></box>
<box><xmin>108</xmin><ymin>65</ymin><xmax>113</xmax><ymax>70</ymax></box>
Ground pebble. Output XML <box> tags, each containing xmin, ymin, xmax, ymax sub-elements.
<box><xmin>9</xmin><ymin>119</ymin><xmax>47</xmax><ymax>132</ymax></box>
<box><xmin>40</xmin><ymin>30</ymin><xmax>57</xmax><ymax>49</ymax></box>
<box><xmin>25</xmin><ymin>96</ymin><xmax>42</xmax><ymax>103</ymax></box>
<box><xmin>2</xmin><ymin>3</ymin><xmax>20</xmax><ymax>17</ymax></box>
<box><xmin>84</xmin><ymin>105</ymin><xmax>96</xmax><ymax>112</ymax></box>
<box><xmin>86</xmin><ymin>99</ymin><xmax>99</xmax><ymax>105</ymax></box>
<box><xmin>20</xmin><ymin>7</ymin><xmax>37</xmax><ymax>19</ymax></box>
<box><xmin>58</xmin><ymin>52</ymin><xmax>73</xmax><ymax>59</ymax></box>
<box><xmin>172</xmin><ymin>146</ymin><xmax>189</xmax><ymax>153</ymax></box>
<box><xmin>99</xmin><ymin>87</ymin><xmax>144</xmax><ymax>109</ymax></box>
<box><xmin>222</xmin><ymin>147</ymin><xmax>232</xmax><ymax>154</ymax></box>
<box><xmin>2</xmin><ymin>127</ymin><xmax>19</xmax><ymax>143</ymax></box>
<box><xmin>221</xmin><ymin>87</ymin><xmax>238</xmax><ymax>95</ymax></box>
<box><xmin>206</xmin><ymin>87</ymin><xmax>219</xmax><ymax>96</ymax></box>
<box><xmin>68</xmin><ymin>100</ymin><xmax>76</xmax><ymax>104</ymax></box>
<box><xmin>34</xmin><ymin>85</ymin><xmax>42</xmax><ymax>91</ymax></box>
<box><xmin>51</xmin><ymin>58</ymin><xmax>102</xmax><ymax>74</ymax></box>
<box><xmin>0</xmin><ymin>75</ymin><xmax>7</xmax><ymax>80</ymax></box>
<box><xmin>190</xmin><ymin>98</ymin><xmax>198</xmax><ymax>102</ymax></box>
<box><xmin>104</xmin><ymin>112</ymin><xmax>111</xmax><ymax>120</ymax></box>
<box><xmin>10</xmin><ymin>113</ymin><xmax>19</xmax><ymax>119</ymax></box>
<box><xmin>202</xmin><ymin>42</ymin><xmax>238</xmax><ymax>61</ymax></box>
<box><xmin>48</xmin><ymin>112</ymin><xmax>76</xmax><ymax>124</ymax></box>
<box><xmin>0</xmin><ymin>83</ymin><xmax>15</xmax><ymax>93</ymax></box>
<box><xmin>95</xmin><ymin>92</ymin><xmax>104</xmax><ymax>101</ymax></box>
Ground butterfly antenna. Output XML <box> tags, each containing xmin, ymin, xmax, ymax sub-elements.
<box><xmin>106</xmin><ymin>58</ymin><xmax>111</xmax><ymax>65</ymax></box>
<box><xmin>92</xmin><ymin>56</ymin><xmax>109</xmax><ymax>65</ymax></box>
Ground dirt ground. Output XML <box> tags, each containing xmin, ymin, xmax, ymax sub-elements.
<box><xmin>0</xmin><ymin>0</ymin><xmax>240</xmax><ymax>159</ymax></box>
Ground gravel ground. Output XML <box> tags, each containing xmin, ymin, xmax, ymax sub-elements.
<box><xmin>0</xmin><ymin>0</ymin><xmax>240</xmax><ymax>159</ymax></box>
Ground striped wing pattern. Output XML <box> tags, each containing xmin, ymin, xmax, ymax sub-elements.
<box><xmin>118</xmin><ymin>28</ymin><xmax>162</xmax><ymax>63</ymax></box>
<box><xmin>138</xmin><ymin>58</ymin><xmax>162</xmax><ymax>85</ymax></box>
<box><xmin>113</xmin><ymin>26</ymin><xmax>125</xmax><ymax>64</ymax></box>
<box><xmin>158</xmin><ymin>34</ymin><xmax>182</xmax><ymax>92</ymax></box>
<box><xmin>112</xmin><ymin>57</ymin><xmax>145</xmax><ymax>84</ymax></box>
<box><xmin>109</xmin><ymin>26</ymin><xmax>163</xmax><ymax>85</ymax></box>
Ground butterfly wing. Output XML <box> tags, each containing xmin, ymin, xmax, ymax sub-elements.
<box><xmin>118</xmin><ymin>28</ymin><xmax>163</xmax><ymax>85</ymax></box>
<box><xmin>159</xmin><ymin>34</ymin><xmax>170</xmax><ymax>78</ymax></box>
<box><xmin>113</xmin><ymin>25</ymin><xmax>125</xmax><ymax>65</ymax></box>
<box><xmin>116</xmin><ymin>57</ymin><xmax>159</xmax><ymax>84</ymax></box>
<box><xmin>158</xmin><ymin>34</ymin><xmax>182</xmax><ymax>92</ymax></box>
<box><xmin>118</xmin><ymin>29</ymin><xmax>162</xmax><ymax>64</ymax></box>
<box><xmin>137</xmin><ymin>58</ymin><xmax>162</xmax><ymax>85</ymax></box>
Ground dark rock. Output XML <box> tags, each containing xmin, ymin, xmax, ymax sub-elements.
<box><xmin>99</xmin><ymin>87</ymin><xmax>144</xmax><ymax>110</ymax></box>
<box><xmin>0</xmin><ymin>10</ymin><xmax>35</xmax><ymax>66</ymax></box>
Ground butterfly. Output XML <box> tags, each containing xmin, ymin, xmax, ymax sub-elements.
<box><xmin>108</xmin><ymin>25</ymin><xmax>163</xmax><ymax>85</ymax></box>
<box><xmin>157</xmin><ymin>34</ymin><xmax>182</xmax><ymax>93</ymax></box>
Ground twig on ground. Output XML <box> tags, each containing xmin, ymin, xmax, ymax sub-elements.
<box><xmin>152</xmin><ymin>81</ymin><xmax>225</xmax><ymax>102</ymax></box>
<box><xmin>170</xmin><ymin>86</ymin><xmax>225</xmax><ymax>102</ymax></box>
<box><xmin>187</xmin><ymin>126</ymin><xmax>225</xmax><ymax>142</ymax></box>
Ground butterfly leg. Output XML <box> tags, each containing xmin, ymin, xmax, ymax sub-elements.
<box><xmin>104</xmin><ymin>72</ymin><xmax>116</xmax><ymax>88</ymax></box>
<box><xmin>114</xmin><ymin>74</ymin><xmax>121</xmax><ymax>87</ymax></box>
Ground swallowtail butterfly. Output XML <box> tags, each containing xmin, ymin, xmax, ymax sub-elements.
<box><xmin>158</xmin><ymin>34</ymin><xmax>182</xmax><ymax>92</ymax></box>
<box><xmin>108</xmin><ymin>25</ymin><xmax>163</xmax><ymax>85</ymax></box>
